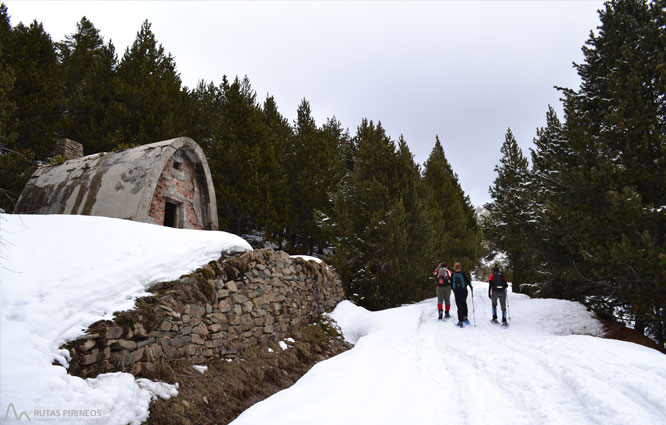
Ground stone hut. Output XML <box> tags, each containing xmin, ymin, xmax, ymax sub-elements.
<box><xmin>14</xmin><ymin>137</ymin><xmax>218</xmax><ymax>230</ymax></box>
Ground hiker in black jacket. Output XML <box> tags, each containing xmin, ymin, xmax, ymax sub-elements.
<box><xmin>488</xmin><ymin>264</ymin><xmax>509</xmax><ymax>325</ymax></box>
<box><xmin>451</xmin><ymin>262</ymin><xmax>473</xmax><ymax>327</ymax></box>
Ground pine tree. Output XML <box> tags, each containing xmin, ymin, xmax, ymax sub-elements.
<box><xmin>8</xmin><ymin>19</ymin><xmax>64</xmax><ymax>160</ymax></box>
<box><xmin>260</xmin><ymin>95</ymin><xmax>291</xmax><ymax>246</ymax></box>
<box><xmin>58</xmin><ymin>16</ymin><xmax>117</xmax><ymax>154</ymax></box>
<box><xmin>0</xmin><ymin>3</ymin><xmax>24</xmax><ymax>212</ymax></box>
<box><xmin>328</xmin><ymin>120</ymin><xmax>432</xmax><ymax>309</ymax></box>
<box><xmin>1</xmin><ymin>13</ymin><xmax>61</xmax><ymax>211</ymax></box>
<box><xmin>283</xmin><ymin>99</ymin><xmax>342</xmax><ymax>254</ymax></box>
<box><xmin>483</xmin><ymin>128</ymin><xmax>534</xmax><ymax>291</ymax></box>
<box><xmin>108</xmin><ymin>20</ymin><xmax>187</xmax><ymax>147</ymax></box>
<box><xmin>555</xmin><ymin>0</ymin><xmax>666</xmax><ymax>342</ymax></box>
<box><xmin>204</xmin><ymin>75</ymin><xmax>273</xmax><ymax>237</ymax></box>
<box><xmin>422</xmin><ymin>136</ymin><xmax>482</xmax><ymax>271</ymax></box>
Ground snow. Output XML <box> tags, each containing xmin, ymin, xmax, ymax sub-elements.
<box><xmin>192</xmin><ymin>365</ymin><xmax>208</xmax><ymax>374</ymax></box>
<box><xmin>0</xmin><ymin>214</ymin><xmax>251</xmax><ymax>425</ymax></box>
<box><xmin>278</xmin><ymin>341</ymin><xmax>289</xmax><ymax>350</ymax></box>
<box><xmin>290</xmin><ymin>255</ymin><xmax>323</xmax><ymax>263</ymax></box>
<box><xmin>232</xmin><ymin>285</ymin><xmax>666</xmax><ymax>425</ymax></box>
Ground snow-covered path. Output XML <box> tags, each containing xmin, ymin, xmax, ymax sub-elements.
<box><xmin>232</xmin><ymin>285</ymin><xmax>666</xmax><ymax>425</ymax></box>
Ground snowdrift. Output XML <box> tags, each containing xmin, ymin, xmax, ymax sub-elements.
<box><xmin>0</xmin><ymin>214</ymin><xmax>251</xmax><ymax>425</ymax></box>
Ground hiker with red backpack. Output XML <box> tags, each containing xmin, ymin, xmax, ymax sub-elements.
<box><xmin>451</xmin><ymin>262</ymin><xmax>473</xmax><ymax>327</ymax></box>
<box><xmin>488</xmin><ymin>264</ymin><xmax>509</xmax><ymax>326</ymax></box>
<box><xmin>433</xmin><ymin>262</ymin><xmax>452</xmax><ymax>320</ymax></box>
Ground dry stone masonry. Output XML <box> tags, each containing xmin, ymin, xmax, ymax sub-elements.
<box><xmin>64</xmin><ymin>249</ymin><xmax>345</xmax><ymax>379</ymax></box>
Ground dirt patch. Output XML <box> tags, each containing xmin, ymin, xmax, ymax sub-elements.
<box><xmin>144</xmin><ymin>317</ymin><xmax>351</xmax><ymax>425</ymax></box>
<box><xmin>600</xmin><ymin>318</ymin><xmax>666</xmax><ymax>355</ymax></box>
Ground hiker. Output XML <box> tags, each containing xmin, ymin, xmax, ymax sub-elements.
<box><xmin>488</xmin><ymin>264</ymin><xmax>509</xmax><ymax>325</ymax></box>
<box><xmin>433</xmin><ymin>262</ymin><xmax>452</xmax><ymax>319</ymax></box>
<box><xmin>451</xmin><ymin>262</ymin><xmax>473</xmax><ymax>327</ymax></box>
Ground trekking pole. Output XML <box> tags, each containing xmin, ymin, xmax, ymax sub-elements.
<box><xmin>471</xmin><ymin>287</ymin><xmax>476</xmax><ymax>327</ymax></box>
<box><xmin>507</xmin><ymin>284</ymin><xmax>511</xmax><ymax>320</ymax></box>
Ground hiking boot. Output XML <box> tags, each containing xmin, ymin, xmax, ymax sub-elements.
<box><xmin>444</xmin><ymin>311</ymin><xmax>450</xmax><ymax>318</ymax></box>
<box><xmin>458</xmin><ymin>321</ymin><xmax>464</xmax><ymax>328</ymax></box>
<box><xmin>491</xmin><ymin>317</ymin><xmax>498</xmax><ymax>323</ymax></box>
<box><xmin>438</xmin><ymin>310</ymin><xmax>443</xmax><ymax>320</ymax></box>
<box><xmin>502</xmin><ymin>317</ymin><xmax>507</xmax><ymax>324</ymax></box>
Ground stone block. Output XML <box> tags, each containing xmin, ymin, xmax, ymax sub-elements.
<box><xmin>164</xmin><ymin>346</ymin><xmax>180</xmax><ymax>360</ymax></box>
<box><xmin>225</xmin><ymin>281</ymin><xmax>238</xmax><ymax>293</ymax></box>
<box><xmin>189</xmin><ymin>304</ymin><xmax>206</xmax><ymax>317</ymax></box>
<box><xmin>204</xmin><ymin>339</ymin><xmax>224</xmax><ymax>348</ymax></box>
<box><xmin>111</xmin><ymin>340</ymin><xmax>137</xmax><ymax>351</ymax></box>
<box><xmin>219</xmin><ymin>299</ymin><xmax>232</xmax><ymax>313</ymax></box>
<box><xmin>191</xmin><ymin>334</ymin><xmax>204</xmax><ymax>345</ymax></box>
<box><xmin>209</xmin><ymin>331</ymin><xmax>224</xmax><ymax>340</ymax></box>
<box><xmin>192</xmin><ymin>322</ymin><xmax>209</xmax><ymax>336</ymax></box>
<box><xmin>232</xmin><ymin>294</ymin><xmax>249</xmax><ymax>304</ymax></box>
<box><xmin>106</xmin><ymin>327</ymin><xmax>123</xmax><ymax>339</ymax></box>
<box><xmin>171</xmin><ymin>336</ymin><xmax>189</xmax><ymax>348</ymax></box>
<box><xmin>160</xmin><ymin>321</ymin><xmax>172</xmax><ymax>332</ymax></box>
<box><xmin>81</xmin><ymin>352</ymin><xmax>100</xmax><ymax>366</ymax></box>
<box><xmin>210</xmin><ymin>313</ymin><xmax>228</xmax><ymax>323</ymax></box>
<box><xmin>80</xmin><ymin>339</ymin><xmax>96</xmax><ymax>352</ymax></box>
<box><xmin>136</xmin><ymin>338</ymin><xmax>155</xmax><ymax>349</ymax></box>
<box><xmin>131</xmin><ymin>347</ymin><xmax>145</xmax><ymax>363</ymax></box>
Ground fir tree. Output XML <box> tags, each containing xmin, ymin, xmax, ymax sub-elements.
<box><xmin>483</xmin><ymin>128</ymin><xmax>534</xmax><ymax>291</ymax></box>
<box><xmin>555</xmin><ymin>0</ymin><xmax>666</xmax><ymax>342</ymax></box>
<box><xmin>260</xmin><ymin>95</ymin><xmax>291</xmax><ymax>246</ymax></box>
<box><xmin>108</xmin><ymin>20</ymin><xmax>187</xmax><ymax>147</ymax></box>
<box><xmin>284</xmin><ymin>100</ymin><xmax>343</xmax><ymax>254</ymax></box>
<box><xmin>422</xmin><ymin>136</ymin><xmax>482</xmax><ymax>271</ymax></box>
<box><xmin>0</xmin><ymin>3</ymin><xmax>23</xmax><ymax>212</ymax></box>
<box><xmin>206</xmin><ymin>75</ymin><xmax>273</xmax><ymax>237</ymax></box>
<box><xmin>329</xmin><ymin>120</ymin><xmax>432</xmax><ymax>309</ymax></box>
<box><xmin>57</xmin><ymin>16</ymin><xmax>117</xmax><ymax>154</ymax></box>
<box><xmin>8</xmin><ymin>19</ymin><xmax>64</xmax><ymax>159</ymax></box>
<box><xmin>1</xmin><ymin>14</ymin><xmax>61</xmax><ymax>211</ymax></box>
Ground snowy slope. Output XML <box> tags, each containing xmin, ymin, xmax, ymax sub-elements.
<box><xmin>232</xmin><ymin>286</ymin><xmax>666</xmax><ymax>425</ymax></box>
<box><xmin>0</xmin><ymin>214</ymin><xmax>251</xmax><ymax>425</ymax></box>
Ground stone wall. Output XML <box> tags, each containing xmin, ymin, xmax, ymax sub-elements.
<box><xmin>64</xmin><ymin>249</ymin><xmax>345</xmax><ymax>378</ymax></box>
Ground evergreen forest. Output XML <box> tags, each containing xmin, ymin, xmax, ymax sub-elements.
<box><xmin>1</xmin><ymin>0</ymin><xmax>664</xmax><ymax>348</ymax></box>
<box><xmin>482</xmin><ymin>0</ymin><xmax>665</xmax><ymax>346</ymax></box>
<box><xmin>0</xmin><ymin>3</ymin><xmax>481</xmax><ymax>311</ymax></box>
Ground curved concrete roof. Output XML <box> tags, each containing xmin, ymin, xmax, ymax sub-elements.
<box><xmin>15</xmin><ymin>137</ymin><xmax>218</xmax><ymax>230</ymax></box>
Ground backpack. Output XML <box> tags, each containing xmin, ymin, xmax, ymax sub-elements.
<box><xmin>492</xmin><ymin>272</ymin><xmax>507</xmax><ymax>291</ymax></box>
<box><xmin>437</xmin><ymin>268</ymin><xmax>450</xmax><ymax>286</ymax></box>
<box><xmin>452</xmin><ymin>272</ymin><xmax>466</xmax><ymax>290</ymax></box>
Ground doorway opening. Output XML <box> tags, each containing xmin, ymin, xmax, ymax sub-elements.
<box><xmin>164</xmin><ymin>201</ymin><xmax>179</xmax><ymax>228</ymax></box>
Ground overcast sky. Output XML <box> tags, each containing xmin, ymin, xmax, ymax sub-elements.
<box><xmin>5</xmin><ymin>0</ymin><xmax>606</xmax><ymax>207</ymax></box>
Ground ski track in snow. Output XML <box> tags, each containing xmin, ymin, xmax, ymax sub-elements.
<box><xmin>232</xmin><ymin>284</ymin><xmax>666</xmax><ymax>425</ymax></box>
